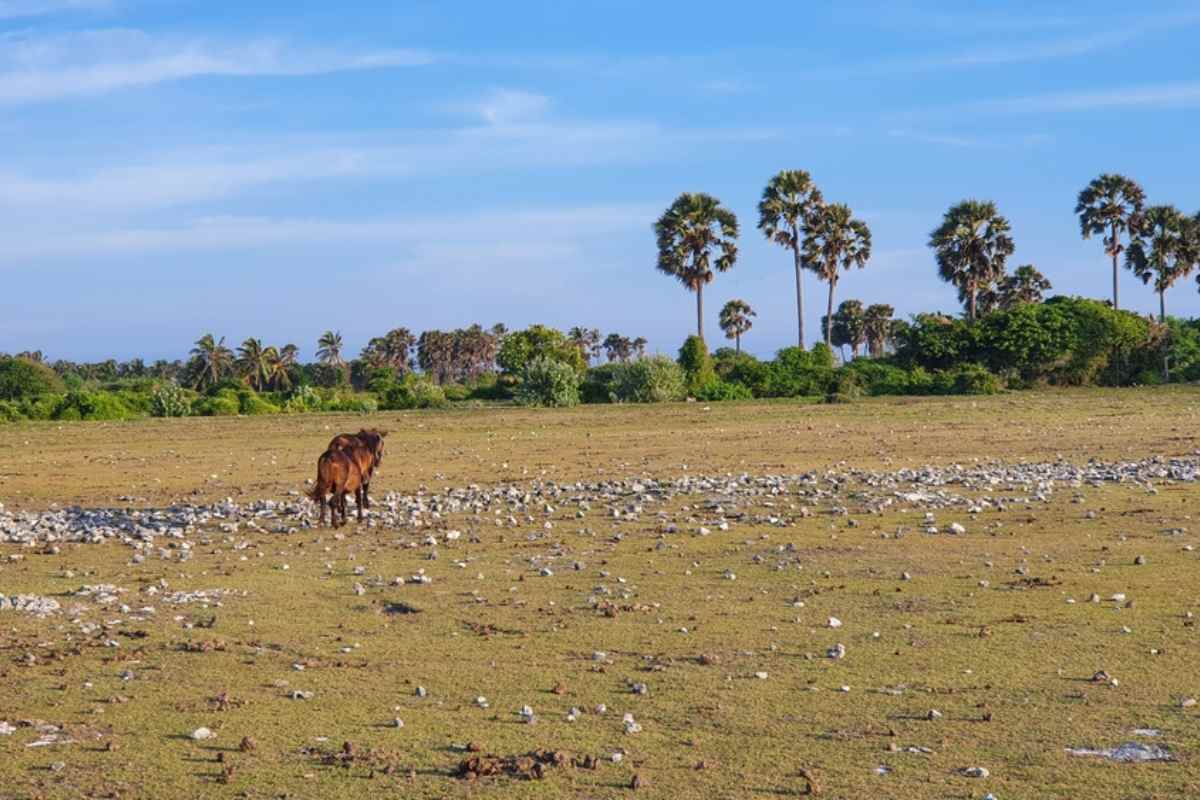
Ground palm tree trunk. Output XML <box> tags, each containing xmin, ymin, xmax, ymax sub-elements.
<box><xmin>825</xmin><ymin>278</ymin><xmax>835</xmax><ymax>347</ymax></box>
<box><xmin>1111</xmin><ymin>224</ymin><xmax>1120</xmax><ymax>310</ymax></box>
<box><xmin>735</xmin><ymin>332</ymin><xmax>741</xmax><ymax>354</ymax></box>
<box><xmin>968</xmin><ymin>285</ymin><xmax>977</xmax><ymax>322</ymax></box>
<box><xmin>792</xmin><ymin>231</ymin><xmax>805</xmax><ymax>349</ymax></box>
<box><xmin>696</xmin><ymin>285</ymin><xmax>704</xmax><ymax>342</ymax></box>
<box><xmin>1159</xmin><ymin>288</ymin><xmax>1166</xmax><ymax>323</ymax></box>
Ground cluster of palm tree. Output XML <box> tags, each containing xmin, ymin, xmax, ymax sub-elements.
<box><xmin>359</xmin><ymin>328</ymin><xmax>416</xmax><ymax>374</ymax></box>
<box><xmin>416</xmin><ymin>324</ymin><xmax>505</xmax><ymax>384</ymax></box>
<box><xmin>602</xmin><ymin>333</ymin><xmax>648</xmax><ymax>363</ymax></box>
<box><xmin>655</xmin><ymin>172</ymin><xmax>872</xmax><ymax>351</ymax></box>
<box><xmin>188</xmin><ymin>334</ymin><xmax>299</xmax><ymax>391</ymax></box>
<box><xmin>655</xmin><ymin>171</ymin><xmax>1198</xmax><ymax>355</ymax></box>
<box><xmin>567</xmin><ymin>328</ymin><xmax>648</xmax><ymax>364</ymax></box>
<box><xmin>821</xmin><ymin>300</ymin><xmax>902</xmax><ymax>359</ymax></box>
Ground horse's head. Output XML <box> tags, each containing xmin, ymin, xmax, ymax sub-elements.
<box><xmin>358</xmin><ymin>428</ymin><xmax>387</xmax><ymax>466</ymax></box>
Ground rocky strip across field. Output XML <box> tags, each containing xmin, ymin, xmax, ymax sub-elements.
<box><xmin>1</xmin><ymin>456</ymin><xmax>1196</xmax><ymax>550</ymax></box>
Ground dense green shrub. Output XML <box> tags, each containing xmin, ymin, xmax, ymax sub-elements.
<box><xmin>844</xmin><ymin>360</ymin><xmax>926</xmax><ymax>396</ymax></box>
<box><xmin>762</xmin><ymin>345</ymin><xmax>836</xmax><ymax>397</ymax></box>
<box><xmin>695</xmin><ymin>378</ymin><xmax>754</xmax><ymax>401</ymax></box>
<box><xmin>0</xmin><ymin>357</ymin><xmax>65</xmax><ymax>400</ymax></box>
<box><xmin>442</xmin><ymin>383</ymin><xmax>470</xmax><ymax>401</ymax></box>
<box><xmin>381</xmin><ymin>374</ymin><xmax>448</xmax><ymax>410</ymax></box>
<box><xmin>468</xmin><ymin>372</ymin><xmax>514</xmax><ymax>401</ymax></box>
<box><xmin>54</xmin><ymin>390</ymin><xmax>131</xmax><ymax>421</ymax></box>
<box><xmin>825</xmin><ymin>370</ymin><xmax>864</xmax><ymax>403</ymax></box>
<box><xmin>932</xmin><ymin>364</ymin><xmax>1002</xmax><ymax>395</ymax></box>
<box><xmin>605</xmin><ymin>356</ymin><xmax>687</xmax><ymax>403</ymax></box>
<box><xmin>237</xmin><ymin>389</ymin><xmax>280</xmax><ymax>416</ymax></box>
<box><xmin>282</xmin><ymin>385</ymin><xmax>322</xmax><ymax>413</ymax></box>
<box><xmin>497</xmin><ymin>325</ymin><xmax>586</xmax><ymax>376</ymax></box>
<box><xmin>677</xmin><ymin>336</ymin><xmax>717</xmax><ymax>396</ymax></box>
<box><xmin>18</xmin><ymin>394</ymin><xmax>61</xmax><ymax>420</ymax></box>
<box><xmin>517</xmin><ymin>356</ymin><xmax>581</xmax><ymax>407</ymax></box>
<box><xmin>898</xmin><ymin>298</ymin><xmax>1162</xmax><ymax>387</ymax></box>
<box><xmin>194</xmin><ymin>390</ymin><xmax>240</xmax><ymax>416</ymax></box>
<box><xmin>151</xmin><ymin>382</ymin><xmax>191</xmax><ymax>417</ymax></box>
<box><xmin>0</xmin><ymin>399</ymin><xmax>22</xmax><ymax>422</ymax></box>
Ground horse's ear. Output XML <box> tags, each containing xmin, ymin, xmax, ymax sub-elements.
<box><xmin>379</xmin><ymin>430</ymin><xmax>389</xmax><ymax>437</ymax></box>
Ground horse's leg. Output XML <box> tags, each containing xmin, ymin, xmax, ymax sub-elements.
<box><xmin>356</xmin><ymin>485</ymin><xmax>364</xmax><ymax>521</ymax></box>
<box><xmin>318</xmin><ymin>494</ymin><xmax>326</xmax><ymax>526</ymax></box>
<box><xmin>362</xmin><ymin>476</ymin><xmax>371</xmax><ymax>508</ymax></box>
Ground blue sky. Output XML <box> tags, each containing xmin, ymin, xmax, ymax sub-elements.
<box><xmin>1</xmin><ymin>0</ymin><xmax>1198</xmax><ymax>361</ymax></box>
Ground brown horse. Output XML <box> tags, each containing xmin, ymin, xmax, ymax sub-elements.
<box><xmin>326</xmin><ymin>429</ymin><xmax>387</xmax><ymax>510</ymax></box>
<box><xmin>307</xmin><ymin>447</ymin><xmax>366</xmax><ymax>528</ymax></box>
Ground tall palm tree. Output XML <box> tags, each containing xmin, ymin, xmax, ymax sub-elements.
<box><xmin>1126</xmin><ymin>206</ymin><xmax>1197</xmax><ymax>322</ymax></box>
<box><xmin>189</xmin><ymin>334</ymin><xmax>233</xmax><ymax>390</ymax></box>
<box><xmin>316</xmin><ymin>331</ymin><xmax>345</xmax><ymax>369</ymax></box>
<box><xmin>1076</xmin><ymin>174</ymin><xmax>1146</xmax><ymax>310</ymax></box>
<box><xmin>655</xmin><ymin>192</ymin><xmax>739</xmax><ymax>342</ymax></box>
<box><xmin>568</xmin><ymin>327</ymin><xmax>602</xmax><ymax>364</ymax></box>
<box><xmin>236</xmin><ymin>338</ymin><xmax>271</xmax><ymax>391</ymax></box>
<box><xmin>266</xmin><ymin>345</ymin><xmax>295</xmax><ymax>392</ymax></box>
<box><xmin>718</xmin><ymin>299</ymin><xmax>756</xmax><ymax>353</ymax></box>
<box><xmin>802</xmin><ymin>203</ymin><xmax>872</xmax><ymax>347</ymax></box>
<box><xmin>758</xmin><ymin>170</ymin><xmax>824</xmax><ymax>348</ymax></box>
<box><xmin>929</xmin><ymin>200</ymin><xmax>1015</xmax><ymax>322</ymax></box>
<box><xmin>863</xmin><ymin>303</ymin><xmax>895</xmax><ymax>358</ymax></box>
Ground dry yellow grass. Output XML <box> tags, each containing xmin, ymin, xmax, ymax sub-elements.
<box><xmin>1</xmin><ymin>389</ymin><xmax>1198</xmax><ymax>799</ymax></box>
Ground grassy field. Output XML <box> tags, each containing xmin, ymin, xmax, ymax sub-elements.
<box><xmin>1</xmin><ymin>389</ymin><xmax>1199</xmax><ymax>799</ymax></box>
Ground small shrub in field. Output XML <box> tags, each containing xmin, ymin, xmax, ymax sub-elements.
<box><xmin>54</xmin><ymin>390</ymin><xmax>131</xmax><ymax>421</ymax></box>
<box><xmin>194</xmin><ymin>390</ymin><xmax>240</xmax><ymax>416</ymax></box>
<box><xmin>0</xmin><ymin>357</ymin><xmax>65</xmax><ymax>400</ymax></box>
<box><xmin>381</xmin><ymin>375</ymin><xmax>447</xmax><ymax>410</ymax></box>
<box><xmin>932</xmin><ymin>364</ymin><xmax>1001</xmax><ymax>395</ymax></box>
<box><xmin>151</xmin><ymin>382</ymin><xmax>191</xmax><ymax>417</ymax></box>
<box><xmin>517</xmin><ymin>356</ymin><xmax>581</xmax><ymax>407</ymax></box>
<box><xmin>283</xmin><ymin>385</ymin><xmax>322</xmax><ymax>413</ymax></box>
<box><xmin>468</xmin><ymin>372</ymin><xmax>512</xmax><ymax>401</ymax></box>
<box><xmin>237</xmin><ymin>389</ymin><xmax>280</xmax><ymax>416</ymax></box>
<box><xmin>324</xmin><ymin>392</ymin><xmax>379</xmax><ymax>413</ymax></box>
<box><xmin>824</xmin><ymin>370</ymin><xmax>864</xmax><ymax>404</ymax></box>
<box><xmin>442</xmin><ymin>383</ymin><xmax>470</xmax><ymax>401</ymax></box>
<box><xmin>694</xmin><ymin>377</ymin><xmax>753</xmax><ymax>401</ymax></box>
<box><xmin>18</xmin><ymin>394</ymin><xmax>60</xmax><ymax>420</ymax></box>
<box><xmin>0</xmin><ymin>399</ymin><xmax>22</xmax><ymax>422</ymax></box>
<box><xmin>581</xmin><ymin>364</ymin><xmax>619</xmax><ymax>403</ymax></box>
<box><xmin>677</xmin><ymin>336</ymin><xmax>716</xmax><ymax>396</ymax></box>
<box><xmin>606</xmin><ymin>357</ymin><xmax>686</xmax><ymax>403</ymax></box>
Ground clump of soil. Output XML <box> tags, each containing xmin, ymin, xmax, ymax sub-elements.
<box><xmin>456</xmin><ymin>749</ymin><xmax>572</xmax><ymax>781</ymax></box>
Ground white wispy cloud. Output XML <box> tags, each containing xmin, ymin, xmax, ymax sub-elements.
<box><xmin>0</xmin><ymin>205</ymin><xmax>656</xmax><ymax>261</ymax></box>
<box><xmin>470</xmin><ymin>88</ymin><xmax>550</xmax><ymax>124</ymax></box>
<box><xmin>0</xmin><ymin>28</ymin><xmax>433</xmax><ymax>104</ymax></box>
<box><xmin>967</xmin><ymin>81</ymin><xmax>1200</xmax><ymax>114</ymax></box>
<box><xmin>887</xmin><ymin>129</ymin><xmax>1052</xmax><ymax>149</ymax></box>
<box><xmin>0</xmin><ymin>113</ymin><xmax>779</xmax><ymax>214</ymax></box>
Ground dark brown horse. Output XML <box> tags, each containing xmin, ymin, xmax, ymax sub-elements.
<box><xmin>306</xmin><ymin>447</ymin><xmax>366</xmax><ymax>528</ymax></box>
<box><xmin>326</xmin><ymin>429</ymin><xmax>387</xmax><ymax>510</ymax></box>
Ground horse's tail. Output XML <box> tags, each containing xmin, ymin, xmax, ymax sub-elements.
<box><xmin>307</xmin><ymin>454</ymin><xmax>329</xmax><ymax>503</ymax></box>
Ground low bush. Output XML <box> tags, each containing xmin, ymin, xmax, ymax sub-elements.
<box><xmin>380</xmin><ymin>375</ymin><xmax>448</xmax><ymax>410</ymax></box>
<box><xmin>677</xmin><ymin>336</ymin><xmax>717</xmax><ymax>396</ymax></box>
<box><xmin>0</xmin><ymin>357</ymin><xmax>65</xmax><ymax>400</ymax></box>
<box><xmin>151</xmin><ymin>382</ymin><xmax>191</xmax><ymax>417</ymax></box>
<box><xmin>53</xmin><ymin>390</ymin><xmax>132</xmax><ymax>421</ymax></box>
<box><xmin>605</xmin><ymin>357</ymin><xmax>687</xmax><ymax>403</ymax></box>
<box><xmin>194</xmin><ymin>390</ymin><xmax>240</xmax><ymax>416</ymax></box>
<box><xmin>517</xmin><ymin>356</ymin><xmax>581</xmax><ymax>407</ymax></box>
